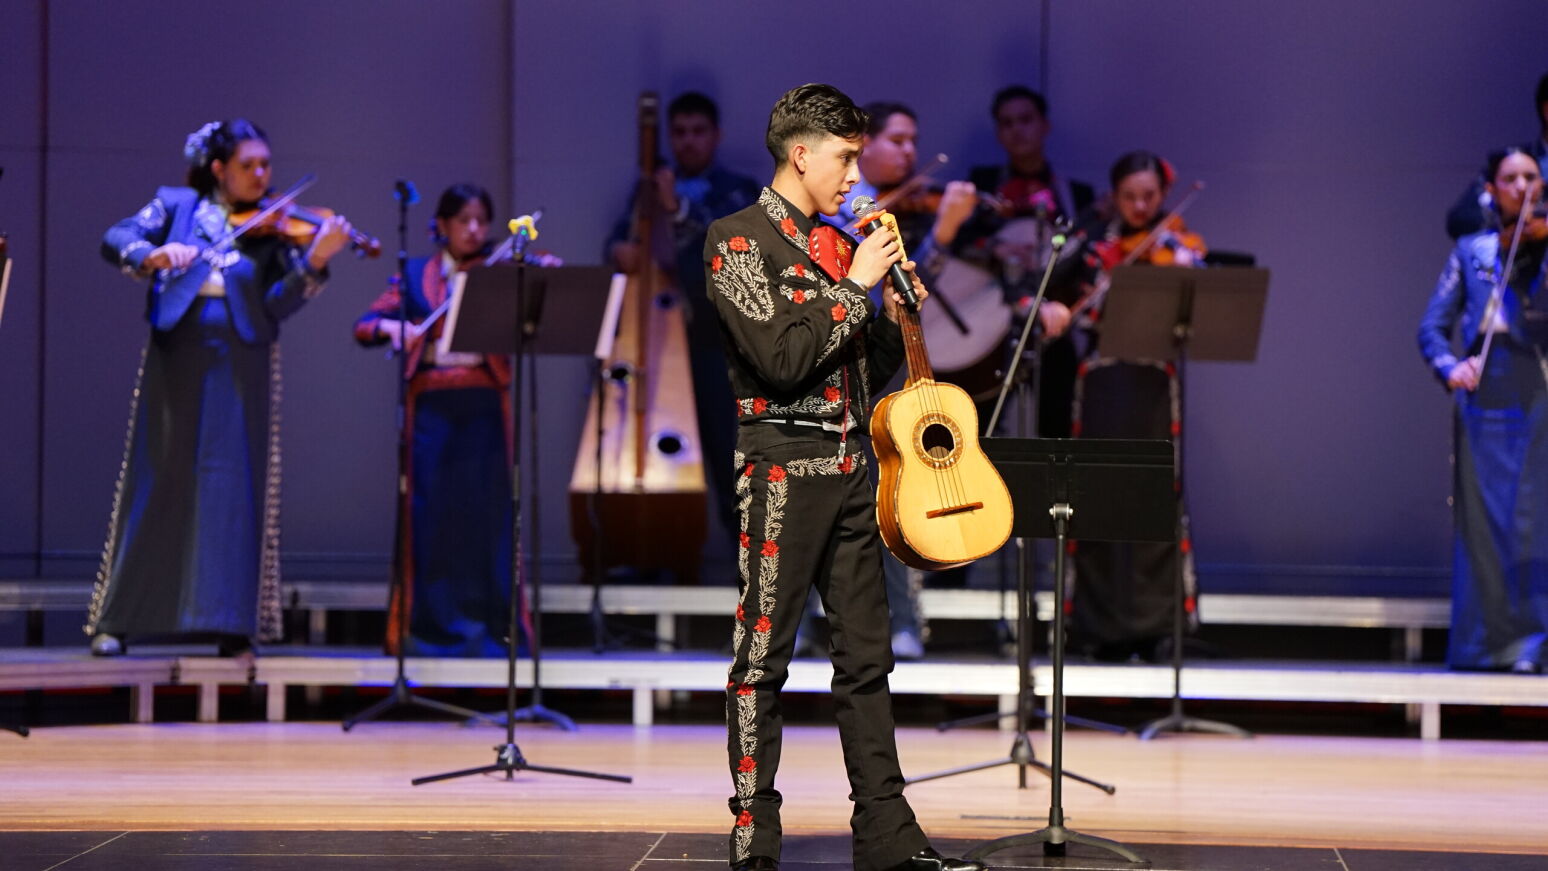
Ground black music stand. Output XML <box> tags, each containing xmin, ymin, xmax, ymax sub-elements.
<box><xmin>453</xmin><ymin>264</ymin><xmax>620</xmax><ymax>732</ymax></box>
<box><xmin>964</xmin><ymin>438</ymin><xmax>1175</xmax><ymax>864</ymax></box>
<box><xmin>414</xmin><ymin>261</ymin><xmax>629</xmax><ymax>787</ymax></box>
<box><xmin>1100</xmin><ymin>264</ymin><xmax>1268</xmax><ymax>741</ymax></box>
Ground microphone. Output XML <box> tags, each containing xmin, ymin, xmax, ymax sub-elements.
<box><xmin>508</xmin><ymin>209</ymin><xmax>543</xmax><ymax>241</ymax></box>
<box><xmin>849</xmin><ymin>196</ymin><xmax>917</xmax><ymax>306</ymax></box>
<box><xmin>393</xmin><ymin>179</ymin><xmax>419</xmax><ymax>205</ymax></box>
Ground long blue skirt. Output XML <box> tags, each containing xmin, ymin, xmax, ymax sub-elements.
<box><xmin>89</xmin><ymin>298</ymin><xmax>278</xmax><ymax>642</ymax></box>
<box><xmin>404</xmin><ymin>385</ymin><xmax>513</xmax><ymax>657</ymax></box>
<box><xmin>1451</xmin><ymin>339</ymin><xmax>1548</xmax><ymax>669</ymax></box>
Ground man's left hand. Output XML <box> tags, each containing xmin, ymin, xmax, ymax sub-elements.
<box><xmin>883</xmin><ymin>260</ymin><xmax>928</xmax><ymax>323</ymax></box>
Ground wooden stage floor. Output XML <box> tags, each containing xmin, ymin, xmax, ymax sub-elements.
<box><xmin>2</xmin><ymin>721</ymin><xmax>1545</xmax><ymax>859</ymax></box>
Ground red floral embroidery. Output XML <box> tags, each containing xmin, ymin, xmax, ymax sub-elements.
<box><xmin>823</xmin><ymin>386</ymin><xmax>840</xmax><ymax>402</ymax></box>
<box><xmin>752</xmin><ymin>398</ymin><xmax>768</xmax><ymax>414</ymax></box>
<box><xmin>738</xmin><ymin>755</ymin><xmax>757</xmax><ymax>772</ymax></box>
<box><xmin>1170</xmin><ymin>421</ymin><xmax>1182</xmax><ymax>437</ymax></box>
<box><xmin>711</xmin><ymin>255</ymin><xmax>723</xmax><ymax>272</ymax></box>
<box><xmin>760</xmin><ymin>541</ymin><xmax>779</xmax><ymax>557</ymax></box>
<box><xmin>754</xmin><ymin>615</ymin><xmax>772</xmax><ymax>632</ymax></box>
<box><xmin>831</xmin><ymin>302</ymin><xmax>847</xmax><ymax>322</ymax></box>
<box><xmin>744</xmin><ymin>462</ymin><xmax>755</xmax><ymax>477</ymax></box>
<box><xmin>839</xmin><ymin>456</ymin><xmax>854</xmax><ymax>474</ymax></box>
<box><xmin>768</xmin><ymin>465</ymin><xmax>786</xmax><ymax>482</ymax></box>
<box><xmin>736</xmin><ymin>810</ymin><xmax>754</xmax><ymax>827</ymax></box>
<box><xmin>793</xmin><ymin>263</ymin><xmax>805</xmax><ymax>276</ymax></box>
<box><xmin>779</xmin><ymin>217</ymin><xmax>797</xmax><ymax>237</ymax></box>
<box><xmin>729</xmin><ymin>236</ymin><xmax>750</xmax><ymax>252</ymax></box>
<box><xmin>736</xmin><ymin>603</ymin><xmax>746</xmax><ymax>620</ymax></box>
<box><xmin>727</xmin><ymin>680</ymin><xmax>735</xmax><ymax>689</ymax></box>
<box><xmin>793</xmin><ymin>289</ymin><xmax>806</xmax><ymax>303</ymax></box>
<box><xmin>736</xmin><ymin>683</ymin><xmax>755</xmax><ymax>696</ymax></box>
<box><xmin>739</xmin><ymin>532</ymin><xmax>751</xmax><ymax>550</ymax></box>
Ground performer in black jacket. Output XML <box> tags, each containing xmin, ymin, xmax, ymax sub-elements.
<box><xmin>706</xmin><ymin>83</ymin><xmax>982</xmax><ymax>871</ymax></box>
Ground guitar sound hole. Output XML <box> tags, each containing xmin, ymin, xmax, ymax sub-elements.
<box><xmin>921</xmin><ymin>422</ymin><xmax>955</xmax><ymax>461</ymax></box>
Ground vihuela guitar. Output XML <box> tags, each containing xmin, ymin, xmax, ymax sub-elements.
<box><xmin>862</xmin><ymin>201</ymin><xmax>1014</xmax><ymax>571</ymax></box>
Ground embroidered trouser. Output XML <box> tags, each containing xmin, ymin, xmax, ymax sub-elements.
<box><xmin>726</xmin><ymin>425</ymin><xmax>928</xmax><ymax>870</ymax></box>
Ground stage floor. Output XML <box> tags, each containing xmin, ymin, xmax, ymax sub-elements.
<box><xmin>8</xmin><ymin>830</ymin><xmax>1548</xmax><ymax>871</ymax></box>
<box><xmin>3</xmin><ymin>722</ymin><xmax>1546</xmax><ymax>865</ymax></box>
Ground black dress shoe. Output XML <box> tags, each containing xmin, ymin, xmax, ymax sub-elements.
<box><xmin>891</xmin><ymin>847</ymin><xmax>986</xmax><ymax>871</ymax></box>
<box><xmin>731</xmin><ymin>856</ymin><xmax>778</xmax><ymax>871</ymax></box>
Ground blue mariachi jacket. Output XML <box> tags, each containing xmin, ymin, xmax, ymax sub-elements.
<box><xmin>102</xmin><ymin>186</ymin><xmax>326</xmax><ymax>344</ymax></box>
<box><xmin>1418</xmin><ymin>230</ymin><xmax>1543</xmax><ymax>383</ymax></box>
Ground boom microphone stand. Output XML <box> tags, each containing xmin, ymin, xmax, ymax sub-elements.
<box><xmin>343</xmin><ymin>179</ymin><xmax>495</xmax><ymax>732</ymax></box>
<box><xmin>414</xmin><ymin>225</ymin><xmax>629</xmax><ymax>787</ymax></box>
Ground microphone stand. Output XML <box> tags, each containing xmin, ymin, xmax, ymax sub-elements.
<box><xmin>909</xmin><ymin>234</ymin><xmax>1119</xmax><ymax>792</ymax></box>
<box><xmin>344</xmin><ymin>181</ymin><xmax>495</xmax><ymax>731</ymax></box>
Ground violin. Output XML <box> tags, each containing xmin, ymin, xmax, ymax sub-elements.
<box><xmin>229</xmin><ymin>197</ymin><xmax>381</xmax><ymax>258</ymax></box>
<box><xmin>1092</xmin><ymin>213</ymin><xmax>1207</xmax><ymax>270</ymax></box>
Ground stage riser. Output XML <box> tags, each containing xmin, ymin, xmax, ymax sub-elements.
<box><xmin>4</xmin><ymin>652</ymin><xmax>1545</xmax><ymax>740</ymax></box>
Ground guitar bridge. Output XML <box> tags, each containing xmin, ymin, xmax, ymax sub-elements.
<box><xmin>926</xmin><ymin>501</ymin><xmax>983</xmax><ymax>519</ymax></box>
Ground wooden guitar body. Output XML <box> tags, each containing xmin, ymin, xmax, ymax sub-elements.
<box><xmin>872</xmin><ymin>377</ymin><xmax>1013</xmax><ymax>571</ymax></box>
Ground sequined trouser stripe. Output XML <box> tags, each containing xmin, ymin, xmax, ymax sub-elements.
<box><xmin>724</xmin><ymin>430</ymin><xmax>927</xmax><ymax>871</ymax></box>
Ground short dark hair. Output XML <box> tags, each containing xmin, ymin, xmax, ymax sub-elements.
<box><xmin>862</xmin><ymin>101</ymin><xmax>916</xmax><ymax>137</ymax></box>
<box><xmin>429</xmin><ymin>183</ymin><xmax>494</xmax><ymax>243</ymax></box>
<box><xmin>991</xmin><ymin>85</ymin><xmax>1047</xmax><ymax>121</ymax></box>
<box><xmin>1109</xmin><ymin>150</ymin><xmax>1170</xmax><ymax>191</ymax></box>
<box><xmin>1484</xmin><ymin>145</ymin><xmax>1541</xmax><ymax>185</ymax></box>
<box><xmin>185</xmin><ymin>118</ymin><xmax>268</xmax><ymax>198</ymax></box>
<box><xmin>668</xmin><ymin>91</ymin><xmax>719</xmax><ymax>127</ymax></box>
<box><xmin>765</xmin><ymin>83</ymin><xmax>868</xmax><ymax>166</ymax></box>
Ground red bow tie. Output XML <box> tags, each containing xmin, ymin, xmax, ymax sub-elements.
<box><xmin>808</xmin><ymin>225</ymin><xmax>852</xmax><ymax>283</ymax></box>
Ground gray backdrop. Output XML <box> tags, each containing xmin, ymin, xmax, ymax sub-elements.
<box><xmin>4</xmin><ymin>0</ymin><xmax>1544</xmax><ymax>604</ymax></box>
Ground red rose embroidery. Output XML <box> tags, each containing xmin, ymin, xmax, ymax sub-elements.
<box><xmin>839</xmin><ymin>456</ymin><xmax>854</xmax><ymax>474</ymax></box>
<box><xmin>738</xmin><ymin>755</ymin><xmax>757</xmax><ymax>773</ymax></box>
<box><xmin>736</xmin><ymin>683</ymin><xmax>755</xmax><ymax>696</ymax></box>
<box><xmin>739</xmin><ymin>532</ymin><xmax>751</xmax><ymax>550</ymax></box>
<box><xmin>736</xmin><ymin>810</ymin><xmax>754</xmax><ymax>827</ymax></box>
<box><xmin>729</xmin><ymin>236</ymin><xmax>750</xmax><ymax>252</ymax></box>
<box><xmin>744</xmin><ymin>462</ymin><xmax>755</xmax><ymax>477</ymax></box>
<box><xmin>767</xmin><ymin>465</ymin><xmax>786</xmax><ymax>482</ymax></box>
<box><xmin>780</xmin><ymin>217</ymin><xmax>797</xmax><ymax>237</ymax></box>
<box><xmin>823</xmin><ymin>386</ymin><xmax>840</xmax><ymax>402</ymax></box>
<box><xmin>760</xmin><ymin>541</ymin><xmax>779</xmax><ymax>557</ymax></box>
<box><xmin>793</xmin><ymin>289</ymin><xmax>806</xmax><ymax>303</ymax></box>
<box><xmin>754</xmin><ymin>615</ymin><xmax>772</xmax><ymax>632</ymax></box>
<box><xmin>831</xmin><ymin>302</ymin><xmax>847</xmax><ymax>322</ymax></box>
<box><xmin>736</xmin><ymin>603</ymin><xmax>746</xmax><ymax>620</ymax></box>
<box><xmin>752</xmin><ymin>398</ymin><xmax>768</xmax><ymax>414</ymax></box>
<box><xmin>711</xmin><ymin>255</ymin><xmax>723</xmax><ymax>272</ymax></box>
<box><xmin>793</xmin><ymin>263</ymin><xmax>805</xmax><ymax>277</ymax></box>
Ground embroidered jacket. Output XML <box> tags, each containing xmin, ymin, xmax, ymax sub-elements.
<box><xmin>705</xmin><ymin>187</ymin><xmax>904</xmax><ymax>431</ymax></box>
<box><xmin>1419</xmin><ymin>230</ymin><xmax>1548</xmax><ymax>383</ymax></box>
<box><xmin>102</xmin><ymin>186</ymin><xmax>326</xmax><ymax>344</ymax></box>
<box><xmin>354</xmin><ymin>253</ymin><xmax>512</xmax><ymax>387</ymax></box>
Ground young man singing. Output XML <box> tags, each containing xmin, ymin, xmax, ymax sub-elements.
<box><xmin>705</xmin><ymin>82</ymin><xmax>984</xmax><ymax>871</ymax></box>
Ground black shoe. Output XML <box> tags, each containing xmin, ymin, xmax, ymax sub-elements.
<box><xmin>731</xmin><ymin>856</ymin><xmax>778</xmax><ymax>871</ymax></box>
<box><xmin>890</xmin><ymin>847</ymin><xmax>986</xmax><ymax>871</ymax></box>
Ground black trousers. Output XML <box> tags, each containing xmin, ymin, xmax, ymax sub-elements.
<box><xmin>725</xmin><ymin>424</ymin><xmax>928</xmax><ymax>870</ymax></box>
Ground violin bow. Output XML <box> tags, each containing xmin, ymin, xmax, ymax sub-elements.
<box><xmin>212</xmin><ymin>174</ymin><xmax>317</xmax><ymax>250</ymax></box>
<box><xmin>844</xmin><ymin>154</ymin><xmax>949</xmax><ymax>233</ymax></box>
<box><xmin>1472</xmin><ymin>186</ymin><xmax>1540</xmax><ymax>379</ymax></box>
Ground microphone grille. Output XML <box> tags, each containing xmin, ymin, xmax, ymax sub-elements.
<box><xmin>851</xmin><ymin>195</ymin><xmax>877</xmax><ymax>217</ymax></box>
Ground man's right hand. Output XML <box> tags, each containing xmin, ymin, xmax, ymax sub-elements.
<box><xmin>144</xmin><ymin>243</ymin><xmax>199</xmax><ymax>271</ymax></box>
<box><xmin>849</xmin><ymin>223</ymin><xmax>902</xmax><ymax>290</ymax></box>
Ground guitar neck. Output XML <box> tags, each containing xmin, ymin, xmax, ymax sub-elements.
<box><xmin>898</xmin><ymin>305</ymin><xmax>934</xmax><ymax>385</ymax></box>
